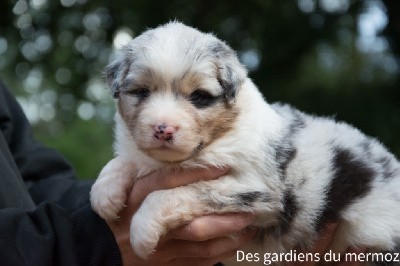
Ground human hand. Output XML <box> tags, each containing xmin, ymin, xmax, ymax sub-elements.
<box><xmin>106</xmin><ymin>166</ymin><xmax>257</xmax><ymax>266</ymax></box>
<box><xmin>292</xmin><ymin>223</ymin><xmax>366</xmax><ymax>266</ymax></box>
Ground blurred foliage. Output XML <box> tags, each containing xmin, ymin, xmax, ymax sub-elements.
<box><xmin>0</xmin><ymin>0</ymin><xmax>399</xmax><ymax>179</ymax></box>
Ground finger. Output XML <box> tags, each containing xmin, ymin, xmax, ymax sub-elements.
<box><xmin>311</xmin><ymin>223</ymin><xmax>338</xmax><ymax>255</ymax></box>
<box><xmin>292</xmin><ymin>223</ymin><xmax>338</xmax><ymax>266</ymax></box>
<box><xmin>169</xmin><ymin>212</ymin><xmax>257</xmax><ymax>241</ymax></box>
<box><xmin>131</xmin><ymin>166</ymin><xmax>229</xmax><ymax>203</ymax></box>
<box><xmin>154</xmin><ymin>229</ymin><xmax>256</xmax><ymax>261</ymax></box>
<box><xmin>337</xmin><ymin>247</ymin><xmax>367</xmax><ymax>266</ymax></box>
<box><xmin>185</xmin><ymin>229</ymin><xmax>256</xmax><ymax>258</ymax></box>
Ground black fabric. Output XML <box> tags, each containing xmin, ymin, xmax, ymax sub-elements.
<box><xmin>0</xmin><ymin>83</ymin><xmax>36</xmax><ymax>209</ymax></box>
<box><xmin>0</xmin><ymin>80</ymin><xmax>122</xmax><ymax>265</ymax></box>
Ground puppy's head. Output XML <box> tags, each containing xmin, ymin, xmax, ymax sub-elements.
<box><xmin>105</xmin><ymin>22</ymin><xmax>247</xmax><ymax>162</ymax></box>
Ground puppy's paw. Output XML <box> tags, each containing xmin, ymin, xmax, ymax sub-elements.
<box><xmin>130</xmin><ymin>216</ymin><xmax>161</xmax><ymax>259</ymax></box>
<box><xmin>90</xmin><ymin>179</ymin><xmax>127</xmax><ymax>220</ymax></box>
<box><xmin>130</xmin><ymin>191</ymin><xmax>168</xmax><ymax>259</ymax></box>
<box><xmin>90</xmin><ymin>157</ymin><xmax>135</xmax><ymax>220</ymax></box>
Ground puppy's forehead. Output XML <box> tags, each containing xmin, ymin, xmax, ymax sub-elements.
<box><xmin>124</xmin><ymin>23</ymin><xmax>222</xmax><ymax>93</ymax></box>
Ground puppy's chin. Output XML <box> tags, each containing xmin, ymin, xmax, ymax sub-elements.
<box><xmin>141</xmin><ymin>140</ymin><xmax>204</xmax><ymax>163</ymax></box>
<box><xmin>135</xmin><ymin>132</ymin><xmax>205</xmax><ymax>163</ymax></box>
<box><xmin>144</xmin><ymin>148</ymin><xmax>191</xmax><ymax>163</ymax></box>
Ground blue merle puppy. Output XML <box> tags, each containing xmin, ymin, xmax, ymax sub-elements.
<box><xmin>90</xmin><ymin>22</ymin><xmax>400</xmax><ymax>263</ymax></box>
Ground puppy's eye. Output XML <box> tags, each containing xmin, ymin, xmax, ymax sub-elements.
<box><xmin>126</xmin><ymin>88</ymin><xmax>150</xmax><ymax>100</ymax></box>
<box><xmin>189</xmin><ymin>89</ymin><xmax>219</xmax><ymax>108</ymax></box>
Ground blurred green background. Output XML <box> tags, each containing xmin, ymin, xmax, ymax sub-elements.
<box><xmin>0</xmin><ymin>0</ymin><xmax>399</xmax><ymax>179</ymax></box>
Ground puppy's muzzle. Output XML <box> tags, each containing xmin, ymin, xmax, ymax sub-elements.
<box><xmin>153</xmin><ymin>123</ymin><xmax>176</xmax><ymax>141</ymax></box>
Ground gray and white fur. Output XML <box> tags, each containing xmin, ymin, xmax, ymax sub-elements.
<box><xmin>90</xmin><ymin>22</ymin><xmax>400</xmax><ymax>264</ymax></box>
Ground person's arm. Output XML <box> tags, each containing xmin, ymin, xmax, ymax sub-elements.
<box><xmin>0</xmin><ymin>80</ymin><xmax>122</xmax><ymax>265</ymax></box>
<box><xmin>0</xmin><ymin>80</ymin><xmax>92</xmax><ymax>211</ymax></box>
<box><xmin>292</xmin><ymin>224</ymin><xmax>366</xmax><ymax>266</ymax></box>
<box><xmin>0</xmin><ymin>202</ymin><xmax>121</xmax><ymax>265</ymax></box>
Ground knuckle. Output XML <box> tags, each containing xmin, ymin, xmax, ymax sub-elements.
<box><xmin>186</xmin><ymin>219</ymin><xmax>208</xmax><ymax>240</ymax></box>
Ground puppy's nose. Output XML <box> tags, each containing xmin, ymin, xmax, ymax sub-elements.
<box><xmin>153</xmin><ymin>123</ymin><xmax>176</xmax><ymax>141</ymax></box>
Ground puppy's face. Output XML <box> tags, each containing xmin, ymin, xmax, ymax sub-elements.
<box><xmin>105</xmin><ymin>23</ymin><xmax>247</xmax><ymax>162</ymax></box>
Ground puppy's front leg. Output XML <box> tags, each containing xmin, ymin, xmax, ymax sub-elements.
<box><xmin>90</xmin><ymin>157</ymin><xmax>136</xmax><ymax>220</ymax></box>
<box><xmin>130</xmin><ymin>185</ymin><xmax>214</xmax><ymax>259</ymax></box>
<box><xmin>130</xmin><ymin>178</ymin><xmax>279</xmax><ymax>259</ymax></box>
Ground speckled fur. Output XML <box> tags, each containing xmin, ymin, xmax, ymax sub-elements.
<box><xmin>90</xmin><ymin>22</ymin><xmax>400</xmax><ymax>264</ymax></box>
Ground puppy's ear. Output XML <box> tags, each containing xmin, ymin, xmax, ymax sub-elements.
<box><xmin>103</xmin><ymin>57</ymin><xmax>130</xmax><ymax>98</ymax></box>
<box><xmin>211</xmin><ymin>41</ymin><xmax>247</xmax><ymax>103</ymax></box>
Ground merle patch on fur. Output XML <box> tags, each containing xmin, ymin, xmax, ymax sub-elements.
<box><xmin>376</xmin><ymin>155</ymin><xmax>399</xmax><ymax>180</ymax></box>
<box><xmin>274</xmin><ymin>113</ymin><xmax>304</xmax><ymax>180</ymax></box>
<box><xmin>360</xmin><ymin>140</ymin><xmax>373</xmax><ymax>158</ymax></box>
<box><xmin>213</xmin><ymin>43</ymin><xmax>246</xmax><ymax>104</ymax></box>
<box><xmin>104</xmin><ymin>57</ymin><xmax>132</xmax><ymax>98</ymax></box>
<box><xmin>288</xmin><ymin>112</ymin><xmax>306</xmax><ymax>135</ymax></box>
<box><xmin>237</xmin><ymin>191</ymin><xmax>263</xmax><ymax>206</ymax></box>
<box><xmin>217</xmin><ymin>66</ymin><xmax>237</xmax><ymax>102</ymax></box>
<box><xmin>277</xmin><ymin>148</ymin><xmax>297</xmax><ymax>178</ymax></box>
<box><xmin>274</xmin><ymin>189</ymin><xmax>298</xmax><ymax>236</ymax></box>
<box><xmin>316</xmin><ymin>148</ymin><xmax>374</xmax><ymax>230</ymax></box>
<box><xmin>104</xmin><ymin>62</ymin><xmax>121</xmax><ymax>98</ymax></box>
<box><xmin>209</xmin><ymin>41</ymin><xmax>234</xmax><ymax>59</ymax></box>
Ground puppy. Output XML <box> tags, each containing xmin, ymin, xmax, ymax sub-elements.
<box><xmin>90</xmin><ymin>22</ymin><xmax>400</xmax><ymax>263</ymax></box>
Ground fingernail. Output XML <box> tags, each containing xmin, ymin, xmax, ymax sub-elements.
<box><xmin>206</xmin><ymin>166</ymin><xmax>230</xmax><ymax>176</ymax></box>
<box><xmin>215</xmin><ymin>165</ymin><xmax>230</xmax><ymax>173</ymax></box>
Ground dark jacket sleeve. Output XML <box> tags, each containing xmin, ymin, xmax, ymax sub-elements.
<box><xmin>0</xmin><ymin>80</ymin><xmax>122</xmax><ymax>265</ymax></box>
<box><xmin>1</xmin><ymin>203</ymin><xmax>121</xmax><ymax>266</ymax></box>
<box><xmin>0</xmin><ymin>80</ymin><xmax>92</xmax><ymax>211</ymax></box>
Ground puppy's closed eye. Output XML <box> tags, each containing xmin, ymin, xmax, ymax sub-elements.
<box><xmin>125</xmin><ymin>87</ymin><xmax>151</xmax><ymax>101</ymax></box>
<box><xmin>189</xmin><ymin>89</ymin><xmax>220</xmax><ymax>109</ymax></box>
